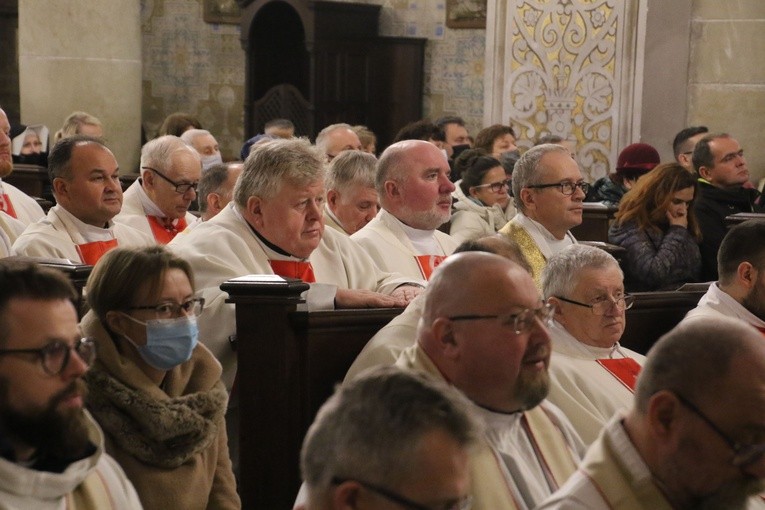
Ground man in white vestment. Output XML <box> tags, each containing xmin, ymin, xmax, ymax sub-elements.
<box><xmin>0</xmin><ymin>260</ymin><xmax>142</xmax><ymax>508</ymax></box>
<box><xmin>180</xmin><ymin>128</ymin><xmax>223</xmax><ymax>171</ymax></box>
<box><xmin>169</xmin><ymin>137</ymin><xmax>423</xmax><ymax>390</ymax></box>
<box><xmin>13</xmin><ymin>136</ymin><xmax>151</xmax><ymax>264</ymax></box>
<box><xmin>539</xmin><ymin>316</ymin><xmax>765</xmax><ymax>510</ymax></box>
<box><xmin>297</xmin><ymin>367</ymin><xmax>477</xmax><ymax>510</ymax></box>
<box><xmin>344</xmin><ymin>235</ymin><xmax>532</xmax><ymax>382</ymax></box>
<box><xmin>396</xmin><ymin>252</ymin><xmax>585</xmax><ymax>509</ymax></box>
<box><xmin>196</xmin><ymin>162</ymin><xmax>243</xmax><ymax>222</ymax></box>
<box><xmin>542</xmin><ymin>244</ymin><xmax>645</xmax><ymax>445</ymax></box>
<box><xmin>0</xmin><ymin>108</ymin><xmax>45</xmax><ymax>228</ymax></box>
<box><xmin>499</xmin><ymin>143</ymin><xmax>585</xmax><ymax>288</ymax></box>
<box><xmin>114</xmin><ymin>135</ymin><xmax>200</xmax><ymax>244</ymax></box>
<box><xmin>352</xmin><ymin>140</ymin><xmax>459</xmax><ymax>280</ymax></box>
<box><xmin>323</xmin><ymin>150</ymin><xmax>379</xmax><ymax>236</ymax></box>
<box><xmin>684</xmin><ymin>219</ymin><xmax>765</xmax><ymax>333</ymax></box>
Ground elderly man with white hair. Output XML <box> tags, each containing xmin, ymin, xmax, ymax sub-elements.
<box><xmin>542</xmin><ymin>244</ymin><xmax>646</xmax><ymax>445</ymax></box>
<box><xmin>180</xmin><ymin>128</ymin><xmax>223</xmax><ymax>170</ymax></box>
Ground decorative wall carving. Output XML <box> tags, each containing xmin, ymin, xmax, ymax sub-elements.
<box><xmin>485</xmin><ymin>0</ymin><xmax>640</xmax><ymax>180</ymax></box>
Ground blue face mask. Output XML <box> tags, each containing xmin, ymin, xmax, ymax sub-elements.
<box><xmin>123</xmin><ymin>315</ymin><xmax>199</xmax><ymax>370</ymax></box>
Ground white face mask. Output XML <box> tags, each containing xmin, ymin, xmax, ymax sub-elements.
<box><xmin>201</xmin><ymin>153</ymin><xmax>223</xmax><ymax>171</ymax></box>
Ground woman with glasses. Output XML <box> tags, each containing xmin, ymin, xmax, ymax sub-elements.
<box><xmin>609</xmin><ymin>163</ymin><xmax>702</xmax><ymax>291</ymax></box>
<box><xmin>449</xmin><ymin>149</ymin><xmax>516</xmax><ymax>243</ymax></box>
<box><xmin>80</xmin><ymin>246</ymin><xmax>240</xmax><ymax>509</ymax></box>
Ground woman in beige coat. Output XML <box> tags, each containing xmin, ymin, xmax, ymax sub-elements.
<box><xmin>81</xmin><ymin>246</ymin><xmax>240</xmax><ymax>509</ymax></box>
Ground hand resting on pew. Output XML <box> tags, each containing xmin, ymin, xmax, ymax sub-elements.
<box><xmin>335</xmin><ymin>284</ymin><xmax>421</xmax><ymax>308</ymax></box>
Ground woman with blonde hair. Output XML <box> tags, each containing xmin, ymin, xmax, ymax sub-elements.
<box><xmin>81</xmin><ymin>245</ymin><xmax>240</xmax><ymax>509</ymax></box>
<box><xmin>608</xmin><ymin>162</ymin><xmax>701</xmax><ymax>291</ymax></box>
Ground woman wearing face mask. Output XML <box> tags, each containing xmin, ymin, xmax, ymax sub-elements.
<box><xmin>449</xmin><ymin>149</ymin><xmax>516</xmax><ymax>243</ymax></box>
<box><xmin>81</xmin><ymin>246</ymin><xmax>240</xmax><ymax>509</ymax></box>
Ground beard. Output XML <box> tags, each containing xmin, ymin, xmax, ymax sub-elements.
<box><xmin>399</xmin><ymin>203</ymin><xmax>451</xmax><ymax>230</ymax></box>
<box><xmin>0</xmin><ymin>378</ymin><xmax>91</xmax><ymax>460</ymax></box>
<box><xmin>694</xmin><ymin>478</ymin><xmax>765</xmax><ymax>510</ymax></box>
<box><xmin>742</xmin><ymin>283</ymin><xmax>765</xmax><ymax>322</ymax></box>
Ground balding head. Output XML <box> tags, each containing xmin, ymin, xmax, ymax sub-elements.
<box><xmin>315</xmin><ymin>123</ymin><xmax>362</xmax><ymax>162</ymax></box>
<box><xmin>453</xmin><ymin>235</ymin><xmax>532</xmax><ymax>275</ymax></box>
<box><xmin>418</xmin><ymin>252</ymin><xmax>552</xmax><ymax>412</ymax></box>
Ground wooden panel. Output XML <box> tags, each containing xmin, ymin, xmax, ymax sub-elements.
<box><xmin>6</xmin><ymin>163</ymin><xmax>47</xmax><ymax>198</ymax></box>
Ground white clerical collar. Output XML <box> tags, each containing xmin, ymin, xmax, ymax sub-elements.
<box><xmin>708</xmin><ymin>282</ymin><xmax>765</xmax><ymax>328</ymax></box>
<box><xmin>386</xmin><ymin>211</ymin><xmax>442</xmax><ymax>255</ymax></box>
<box><xmin>513</xmin><ymin>212</ymin><xmax>576</xmax><ymax>260</ymax></box>
<box><xmin>134</xmin><ymin>179</ymin><xmax>166</xmax><ymax>218</ymax></box>
<box><xmin>323</xmin><ymin>205</ymin><xmax>348</xmax><ymax>235</ymax></box>
<box><xmin>549</xmin><ymin>320</ymin><xmax>624</xmax><ymax>360</ymax></box>
<box><xmin>54</xmin><ymin>204</ymin><xmax>116</xmax><ymax>242</ymax></box>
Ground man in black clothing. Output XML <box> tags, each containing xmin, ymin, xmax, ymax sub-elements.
<box><xmin>693</xmin><ymin>133</ymin><xmax>762</xmax><ymax>281</ymax></box>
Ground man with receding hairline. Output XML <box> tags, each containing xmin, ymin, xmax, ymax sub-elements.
<box><xmin>352</xmin><ymin>139</ymin><xmax>459</xmax><ymax>280</ymax></box>
<box><xmin>539</xmin><ymin>316</ymin><xmax>765</xmax><ymax>509</ymax></box>
<box><xmin>397</xmin><ymin>252</ymin><xmax>584</xmax><ymax>509</ymax></box>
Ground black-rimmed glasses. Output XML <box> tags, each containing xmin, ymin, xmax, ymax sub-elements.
<box><xmin>674</xmin><ymin>392</ymin><xmax>765</xmax><ymax>467</ymax></box>
<box><xmin>0</xmin><ymin>338</ymin><xmax>96</xmax><ymax>376</ymax></box>
<box><xmin>555</xmin><ymin>294</ymin><xmax>634</xmax><ymax>315</ymax></box>
<box><xmin>525</xmin><ymin>180</ymin><xmax>590</xmax><ymax>196</ymax></box>
<box><xmin>142</xmin><ymin>166</ymin><xmax>198</xmax><ymax>194</ymax></box>
<box><xmin>127</xmin><ymin>297</ymin><xmax>205</xmax><ymax>319</ymax></box>
<box><xmin>472</xmin><ymin>179</ymin><xmax>511</xmax><ymax>194</ymax></box>
<box><xmin>331</xmin><ymin>477</ymin><xmax>472</xmax><ymax>510</ymax></box>
<box><xmin>447</xmin><ymin>303</ymin><xmax>555</xmax><ymax>335</ymax></box>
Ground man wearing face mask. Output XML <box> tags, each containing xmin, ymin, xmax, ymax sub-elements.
<box><xmin>81</xmin><ymin>245</ymin><xmax>240</xmax><ymax>509</ymax></box>
<box><xmin>180</xmin><ymin>128</ymin><xmax>223</xmax><ymax>171</ymax></box>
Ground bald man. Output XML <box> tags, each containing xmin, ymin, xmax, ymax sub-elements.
<box><xmin>540</xmin><ymin>316</ymin><xmax>765</xmax><ymax>509</ymax></box>
<box><xmin>315</xmin><ymin>123</ymin><xmax>362</xmax><ymax>163</ymax></box>
<box><xmin>345</xmin><ymin>235</ymin><xmax>531</xmax><ymax>382</ymax></box>
<box><xmin>397</xmin><ymin>252</ymin><xmax>584</xmax><ymax>509</ymax></box>
<box><xmin>352</xmin><ymin>140</ymin><xmax>459</xmax><ymax>281</ymax></box>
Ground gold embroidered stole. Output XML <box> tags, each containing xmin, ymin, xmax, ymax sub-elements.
<box><xmin>498</xmin><ymin>221</ymin><xmax>546</xmax><ymax>289</ymax></box>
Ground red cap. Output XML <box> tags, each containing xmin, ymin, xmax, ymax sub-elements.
<box><xmin>616</xmin><ymin>143</ymin><xmax>660</xmax><ymax>175</ymax></box>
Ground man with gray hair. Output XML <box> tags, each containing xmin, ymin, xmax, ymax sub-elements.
<box><xmin>170</xmin><ymin>137</ymin><xmax>423</xmax><ymax>389</ymax></box>
<box><xmin>180</xmin><ymin>128</ymin><xmax>223</xmax><ymax>170</ymax></box>
<box><xmin>499</xmin><ymin>143</ymin><xmax>587</xmax><ymax>287</ymax></box>
<box><xmin>324</xmin><ymin>150</ymin><xmax>379</xmax><ymax>235</ymax></box>
<box><xmin>196</xmin><ymin>162</ymin><xmax>243</xmax><ymax>222</ymax></box>
<box><xmin>542</xmin><ymin>244</ymin><xmax>645</xmax><ymax>445</ymax></box>
<box><xmin>297</xmin><ymin>366</ymin><xmax>477</xmax><ymax>510</ymax></box>
<box><xmin>314</xmin><ymin>123</ymin><xmax>362</xmax><ymax>162</ymax></box>
<box><xmin>397</xmin><ymin>251</ymin><xmax>585</xmax><ymax>509</ymax></box>
<box><xmin>685</xmin><ymin>219</ymin><xmax>765</xmax><ymax>332</ymax></box>
<box><xmin>539</xmin><ymin>316</ymin><xmax>765</xmax><ymax>509</ymax></box>
<box><xmin>115</xmin><ymin>135</ymin><xmax>201</xmax><ymax>243</ymax></box>
<box><xmin>352</xmin><ymin>139</ymin><xmax>459</xmax><ymax>280</ymax></box>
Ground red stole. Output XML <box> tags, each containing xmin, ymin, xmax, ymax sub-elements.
<box><xmin>597</xmin><ymin>358</ymin><xmax>642</xmax><ymax>391</ymax></box>
<box><xmin>0</xmin><ymin>193</ymin><xmax>18</xmax><ymax>218</ymax></box>
<box><xmin>146</xmin><ymin>215</ymin><xmax>188</xmax><ymax>244</ymax></box>
<box><xmin>414</xmin><ymin>254</ymin><xmax>447</xmax><ymax>280</ymax></box>
<box><xmin>75</xmin><ymin>239</ymin><xmax>119</xmax><ymax>265</ymax></box>
<box><xmin>268</xmin><ymin>260</ymin><xmax>316</xmax><ymax>282</ymax></box>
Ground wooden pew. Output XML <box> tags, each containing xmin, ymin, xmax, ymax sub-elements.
<box><xmin>6</xmin><ymin>163</ymin><xmax>48</xmax><ymax>198</ymax></box>
<box><xmin>222</xmin><ymin>277</ymin><xmax>706</xmax><ymax>509</ymax></box>
<box><xmin>570</xmin><ymin>202</ymin><xmax>618</xmax><ymax>242</ymax></box>
<box><xmin>725</xmin><ymin>211</ymin><xmax>765</xmax><ymax>227</ymax></box>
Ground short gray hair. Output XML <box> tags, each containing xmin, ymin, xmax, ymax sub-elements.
<box><xmin>300</xmin><ymin>366</ymin><xmax>479</xmax><ymax>499</ymax></box>
<box><xmin>315</xmin><ymin>123</ymin><xmax>354</xmax><ymax>156</ymax></box>
<box><xmin>197</xmin><ymin>162</ymin><xmax>235</xmax><ymax>213</ymax></box>
<box><xmin>512</xmin><ymin>143</ymin><xmax>570</xmax><ymax>211</ymax></box>
<box><xmin>179</xmin><ymin>128</ymin><xmax>212</xmax><ymax>147</ymax></box>
<box><xmin>234</xmin><ymin>137</ymin><xmax>324</xmax><ymax>206</ymax></box>
<box><xmin>635</xmin><ymin>316</ymin><xmax>763</xmax><ymax>413</ymax></box>
<box><xmin>140</xmin><ymin>135</ymin><xmax>198</xmax><ymax>173</ymax></box>
<box><xmin>542</xmin><ymin>244</ymin><xmax>622</xmax><ymax>299</ymax></box>
<box><xmin>325</xmin><ymin>150</ymin><xmax>377</xmax><ymax>193</ymax></box>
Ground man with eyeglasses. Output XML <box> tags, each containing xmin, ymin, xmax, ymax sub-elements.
<box><xmin>352</xmin><ymin>139</ymin><xmax>459</xmax><ymax>280</ymax></box>
<box><xmin>672</xmin><ymin>125</ymin><xmax>708</xmax><ymax>173</ymax></box>
<box><xmin>693</xmin><ymin>133</ymin><xmax>764</xmax><ymax>281</ymax></box>
<box><xmin>499</xmin><ymin>143</ymin><xmax>587</xmax><ymax>288</ymax></box>
<box><xmin>0</xmin><ymin>259</ymin><xmax>142</xmax><ymax>508</ymax></box>
<box><xmin>685</xmin><ymin>220</ymin><xmax>765</xmax><ymax>334</ymax></box>
<box><xmin>314</xmin><ymin>123</ymin><xmax>362</xmax><ymax>163</ymax></box>
<box><xmin>297</xmin><ymin>366</ymin><xmax>477</xmax><ymax>510</ymax></box>
<box><xmin>115</xmin><ymin>135</ymin><xmax>201</xmax><ymax>244</ymax></box>
<box><xmin>396</xmin><ymin>252</ymin><xmax>585</xmax><ymax>509</ymax></box>
<box><xmin>13</xmin><ymin>135</ymin><xmax>151</xmax><ymax>264</ymax></box>
<box><xmin>539</xmin><ymin>316</ymin><xmax>765</xmax><ymax>510</ymax></box>
<box><xmin>542</xmin><ymin>244</ymin><xmax>646</xmax><ymax>445</ymax></box>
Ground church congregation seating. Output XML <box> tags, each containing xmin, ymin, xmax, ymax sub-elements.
<box><xmin>222</xmin><ymin>275</ymin><xmax>708</xmax><ymax>509</ymax></box>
